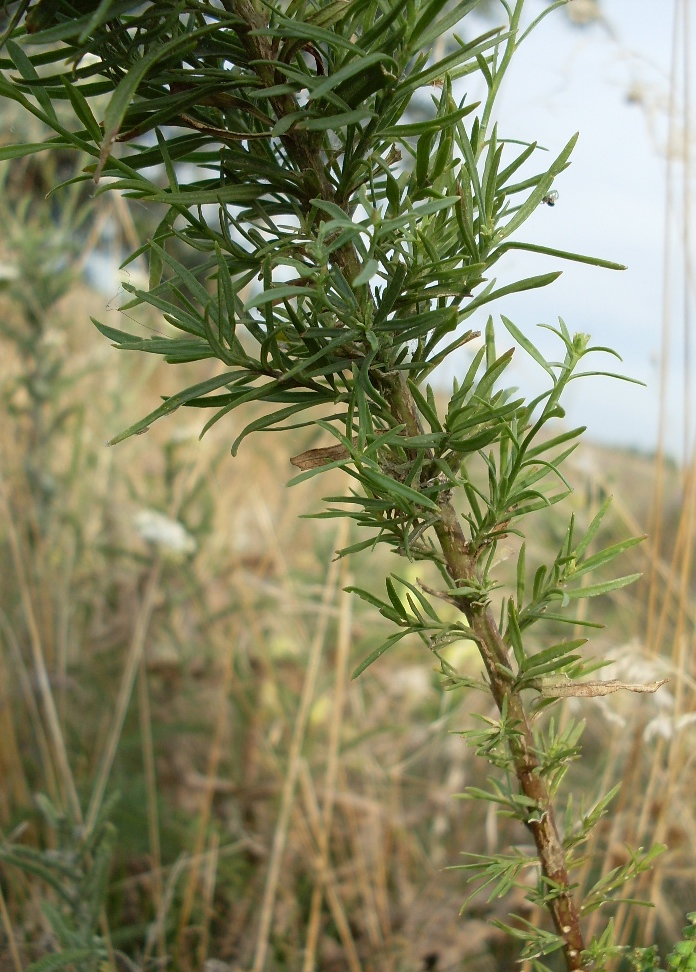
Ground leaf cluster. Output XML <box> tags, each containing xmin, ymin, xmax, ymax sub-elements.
<box><xmin>586</xmin><ymin>912</ymin><xmax>696</xmax><ymax>972</ymax></box>
<box><xmin>0</xmin><ymin>2</ymin><xmax>638</xmax><ymax>615</ymax></box>
<box><xmin>0</xmin><ymin>794</ymin><xmax>119</xmax><ymax>972</ymax></box>
<box><xmin>0</xmin><ymin>0</ymin><xmax>621</xmax><ymax>462</ymax></box>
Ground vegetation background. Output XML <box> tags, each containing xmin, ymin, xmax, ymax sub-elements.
<box><xmin>0</xmin><ymin>1</ymin><xmax>694</xmax><ymax>971</ymax></box>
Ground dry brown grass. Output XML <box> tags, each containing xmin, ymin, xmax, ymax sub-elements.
<box><xmin>0</xmin><ymin>264</ymin><xmax>694</xmax><ymax>972</ymax></box>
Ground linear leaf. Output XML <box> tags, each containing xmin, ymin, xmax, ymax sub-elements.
<box><xmin>245</xmin><ymin>285</ymin><xmax>317</xmax><ymax>310</ymax></box>
<box><xmin>500</xmin><ymin>316</ymin><xmax>554</xmax><ymax>376</ymax></box>
<box><xmin>380</xmin><ymin>102</ymin><xmax>478</xmax><ymax>137</ymax></box>
<box><xmin>492</xmin><ymin>240</ymin><xmax>625</xmax><ymax>272</ymax></box>
<box><xmin>352</xmin><ymin>631</ymin><xmax>409</xmax><ymax>679</ymax></box>
<box><xmin>97</xmin><ymin>25</ymin><xmax>222</xmax><ymax>175</ymax></box>
<box><xmin>574</xmin><ymin>495</ymin><xmax>613</xmax><ymax>557</ymax></box>
<box><xmin>496</xmin><ymin>133</ymin><xmax>578</xmax><ymax>242</ymax></box>
<box><xmin>411</xmin><ymin>0</ymin><xmax>481</xmax><ymax>50</ymax></box>
<box><xmin>465</xmin><ymin>272</ymin><xmax>562</xmax><ymax>316</ymax></box>
<box><xmin>105</xmin><ymin>372</ymin><xmax>238</xmax><ymax>445</ymax></box>
<box><xmin>0</xmin><ymin>140</ymin><xmax>72</xmax><ymax>160</ymax></box>
<box><xmin>309</xmin><ymin>52</ymin><xmax>396</xmax><ymax>101</ymax></box>
<box><xmin>563</xmin><ymin>574</ymin><xmax>642</xmax><ymax>600</ymax></box>
<box><xmin>570</xmin><ymin>536</ymin><xmax>645</xmax><ymax>580</ymax></box>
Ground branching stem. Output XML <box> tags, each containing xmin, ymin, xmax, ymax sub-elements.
<box><xmin>387</xmin><ymin>371</ymin><xmax>586</xmax><ymax>967</ymax></box>
<box><xmin>435</xmin><ymin>503</ymin><xmax>586</xmax><ymax>967</ymax></box>
<box><xmin>228</xmin><ymin>5</ymin><xmax>590</xmax><ymax>956</ymax></box>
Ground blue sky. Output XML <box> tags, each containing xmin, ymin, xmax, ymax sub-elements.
<box><xmin>441</xmin><ymin>0</ymin><xmax>692</xmax><ymax>457</ymax></box>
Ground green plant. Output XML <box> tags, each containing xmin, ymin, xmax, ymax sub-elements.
<box><xmin>0</xmin><ymin>0</ymin><xmax>678</xmax><ymax>968</ymax></box>
<box><xmin>0</xmin><ymin>154</ymin><xmax>93</xmax><ymax>526</ymax></box>
<box><xmin>0</xmin><ymin>794</ymin><xmax>118</xmax><ymax>972</ymax></box>
<box><xmin>627</xmin><ymin>914</ymin><xmax>696</xmax><ymax>972</ymax></box>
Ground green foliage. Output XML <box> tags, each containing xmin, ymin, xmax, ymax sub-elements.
<box><xmin>584</xmin><ymin>913</ymin><xmax>696</xmax><ymax>972</ymax></box>
<box><xmin>0</xmin><ymin>154</ymin><xmax>96</xmax><ymax>523</ymax></box>
<box><xmin>0</xmin><ymin>0</ymin><xmax>672</xmax><ymax>967</ymax></box>
<box><xmin>0</xmin><ymin>795</ymin><xmax>118</xmax><ymax>971</ymax></box>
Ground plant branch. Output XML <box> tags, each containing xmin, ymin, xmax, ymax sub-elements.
<box><xmin>0</xmin><ymin>2</ymin><xmax>659</xmax><ymax>967</ymax></box>
<box><xmin>384</xmin><ymin>371</ymin><xmax>586</xmax><ymax>968</ymax></box>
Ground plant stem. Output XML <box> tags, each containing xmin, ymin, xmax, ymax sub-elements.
<box><xmin>435</xmin><ymin>503</ymin><xmax>585</xmax><ymax>968</ymax></box>
<box><xmin>387</xmin><ymin>370</ymin><xmax>586</xmax><ymax>969</ymax></box>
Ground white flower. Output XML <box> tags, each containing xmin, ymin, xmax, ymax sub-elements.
<box><xmin>134</xmin><ymin>509</ymin><xmax>196</xmax><ymax>555</ymax></box>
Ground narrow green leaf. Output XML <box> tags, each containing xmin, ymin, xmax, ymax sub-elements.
<box><xmin>115</xmin><ymin>287</ymin><xmax>206</xmax><ymax>337</ymax></box>
<box><xmin>352</xmin><ymin>631</ymin><xmax>409</xmax><ymax>679</ymax></box>
<box><xmin>395</xmin><ymin>28</ymin><xmax>509</xmax><ymax>97</ymax></box>
<box><xmin>563</xmin><ymin>574</ymin><xmax>642</xmax><ymax>600</ymax></box>
<box><xmin>496</xmin><ymin>140</ymin><xmax>538</xmax><ymax>188</ymax></box>
<box><xmin>496</xmin><ymin>133</ymin><xmax>578</xmax><ymax>242</ymax></box>
<box><xmin>385</xmin><ymin>577</ymin><xmax>408</xmax><ymax>619</ymax></box>
<box><xmin>396</xmin><ymin>577</ymin><xmax>441</xmax><ymax>623</ymax></box>
<box><xmin>287</xmin><ymin>457</ymin><xmax>353</xmax><ymax>487</ymax></box>
<box><xmin>374</xmin><ymin>262</ymin><xmax>407</xmax><ymax>325</ymax></box>
<box><xmin>524</xmin><ymin>611</ymin><xmax>604</xmax><ymax>629</ymax></box>
<box><xmin>378</xmin><ymin>196</ymin><xmax>458</xmax><ymax>235</ymax></box>
<box><xmin>345</xmin><ymin>586</ymin><xmax>391</xmax><ymax>612</ymax></box>
<box><xmin>416</xmin><ymin>129</ymin><xmax>435</xmax><ymax>186</ymax></box>
<box><xmin>358</xmin><ymin>0</ymin><xmax>410</xmax><ymax>50</ymax></box>
<box><xmin>361</xmin><ymin>468</ymin><xmax>437</xmax><ymax>512</ymax></box>
<box><xmin>520</xmin><ymin>639</ymin><xmax>587</xmax><ymax>675</ymax></box>
<box><xmin>516</xmin><ymin>543</ymin><xmax>526</xmax><ymax>609</ymax></box>
<box><xmin>250</xmin><ymin>19</ymin><xmax>363</xmax><ymax>57</ymax></box>
<box><xmin>574</xmin><ymin>495</ymin><xmax>613</xmax><ymax>557</ymax></box>
<box><xmin>0</xmin><ymin>140</ymin><xmax>72</xmax><ymax>160</ymax></box>
<box><xmin>408</xmin><ymin>381</ymin><xmax>443</xmax><ymax>433</ymax></box>
<box><xmin>526</xmin><ymin>427</ymin><xmax>585</xmax><ymax>459</ymax></box>
<box><xmin>455</xmin><ymin>115</ymin><xmax>485</xmax><ymax>215</ymax></box>
<box><xmin>245</xmin><ymin>285</ymin><xmax>316</xmax><ymax>310</ymax></box>
<box><xmin>412</xmin><ymin>0</ymin><xmax>481</xmax><ymax>50</ymax></box>
<box><xmin>507</xmin><ymin>600</ymin><xmax>525</xmax><ymax>669</ymax></box>
<box><xmin>97</xmin><ymin>28</ymin><xmax>214</xmax><ymax>175</ymax></box>
<box><xmin>381</xmin><ymin>101</ymin><xmax>478</xmax><ymax>137</ymax></box>
<box><xmin>61</xmin><ymin>78</ymin><xmax>102</xmax><ymax>142</ymax></box>
<box><xmin>231</xmin><ymin>402</ymin><xmax>321</xmax><ymax>455</ymax></box>
<box><xmin>465</xmin><ymin>272</ymin><xmax>562</xmax><ymax>317</ymax></box>
<box><xmin>570</xmin><ymin>536</ymin><xmax>645</xmax><ymax>580</ymax></box>
<box><xmin>298</xmin><ymin>107</ymin><xmax>376</xmax><ymax>130</ymax></box>
<box><xmin>309</xmin><ymin>52</ymin><xmax>396</xmax><ymax>102</ymax></box>
<box><xmin>79</xmin><ymin>0</ymin><xmax>132</xmax><ymax>40</ymax></box>
<box><xmin>409</xmin><ymin>0</ymin><xmax>450</xmax><ymax>46</ymax></box>
<box><xmin>492</xmin><ymin>240</ymin><xmax>626</xmax><ymax>271</ymax></box>
<box><xmin>6</xmin><ymin>40</ymin><xmax>58</xmax><ymax>123</ymax></box>
<box><xmin>500</xmin><ymin>315</ymin><xmax>554</xmax><ymax>376</ymax></box>
<box><xmin>310</xmin><ymin>197</ymin><xmax>355</xmax><ymax>221</ymax></box>
<box><xmin>105</xmin><ymin>372</ymin><xmax>238</xmax><ymax>445</ymax></box>
<box><xmin>353</xmin><ymin>259</ymin><xmax>379</xmax><ymax>287</ymax></box>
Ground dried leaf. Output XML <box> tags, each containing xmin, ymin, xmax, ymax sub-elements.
<box><xmin>418</xmin><ymin>578</ymin><xmax>462</xmax><ymax>609</ymax></box>
<box><xmin>290</xmin><ymin>429</ymin><xmax>396</xmax><ymax>470</ymax></box>
<box><xmin>290</xmin><ymin>443</ymin><xmax>350</xmax><ymax>470</ymax></box>
<box><xmin>529</xmin><ymin>675</ymin><xmax>669</xmax><ymax>698</ymax></box>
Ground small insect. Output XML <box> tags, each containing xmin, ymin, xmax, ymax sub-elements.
<box><xmin>542</xmin><ymin>190</ymin><xmax>559</xmax><ymax>207</ymax></box>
